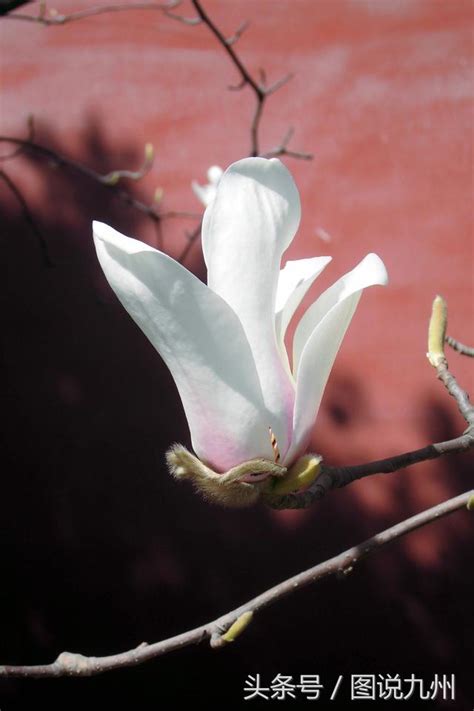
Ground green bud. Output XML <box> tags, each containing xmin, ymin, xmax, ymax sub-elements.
<box><xmin>144</xmin><ymin>143</ymin><xmax>154</xmax><ymax>162</ymax></box>
<box><xmin>221</xmin><ymin>611</ymin><xmax>254</xmax><ymax>643</ymax></box>
<box><xmin>154</xmin><ymin>187</ymin><xmax>164</xmax><ymax>203</ymax></box>
<box><xmin>271</xmin><ymin>454</ymin><xmax>322</xmax><ymax>496</ymax></box>
<box><xmin>427</xmin><ymin>295</ymin><xmax>447</xmax><ymax>368</ymax></box>
<box><xmin>102</xmin><ymin>171</ymin><xmax>120</xmax><ymax>186</ymax></box>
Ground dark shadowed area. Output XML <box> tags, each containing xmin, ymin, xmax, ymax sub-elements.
<box><xmin>0</xmin><ymin>1</ymin><xmax>473</xmax><ymax>709</ymax></box>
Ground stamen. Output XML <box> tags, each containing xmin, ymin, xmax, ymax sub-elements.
<box><xmin>268</xmin><ymin>426</ymin><xmax>280</xmax><ymax>463</ymax></box>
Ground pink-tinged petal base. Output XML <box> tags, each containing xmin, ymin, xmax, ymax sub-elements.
<box><xmin>93</xmin><ymin>221</ymin><xmax>277</xmax><ymax>472</ymax></box>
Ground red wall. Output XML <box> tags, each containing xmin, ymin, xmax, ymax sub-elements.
<box><xmin>1</xmin><ymin>1</ymin><xmax>472</xmax><ymax>708</ymax></box>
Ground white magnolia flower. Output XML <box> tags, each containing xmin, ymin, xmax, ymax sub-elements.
<box><xmin>191</xmin><ymin>165</ymin><xmax>223</xmax><ymax>206</ymax></box>
<box><xmin>93</xmin><ymin>158</ymin><xmax>387</xmax><ymax>506</ymax></box>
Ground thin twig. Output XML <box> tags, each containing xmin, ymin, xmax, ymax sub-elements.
<box><xmin>265</xmin><ymin>73</ymin><xmax>294</xmax><ymax>96</ymax></box>
<box><xmin>446</xmin><ymin>335</ymin><xmax>474</xmax><ymax>358</ymax></box>
<box><xmin>100</xmin><ymin>143</ymin><xmax>154</xmax><ymax>185</ymax></box>
<box><xmin>189</xmin><ymin>0</ymin><xmax>301</xmax><ymax>158</ymax></box>
<box><xmin>262</xmin><ymin>127</ymin><xmax>314</xmax><ymax>161</ymax></box>
<box><xmin>0</xmin><ymin>168</ymin><xmax>52</xmax><ymax>266</ymax></box>
<box><xmin>225</xmin><ymin>19</ymin><xmax>249</xmax><ymax>47</ymax></box>
<box><xmin>0</xmin><ymin>136</ymin><xmax>200</xmax><ymax>225</ymax></box>
<box><xmin>5</xmin><ymin>1</ymin><xmax>305</xmax><ymax>158</ymax></box>
<box><xmin>3</xmin><ymin>1</ymin><xmax>309</xmax><ymax>273</ymax></box>
<box><xmin>190</xmin><ymin>0</ymin><xmax>261</xmax><ymax>96</ymax></box>
<box><xmin>163</xmin><ymin>7</ymin><xmax>201</xmax><ymax>25</ymax></box>
<box><xmin>189</xmin><ymin>0</ymin><xmax>264</xmax><ymax>155</ymax></box>
<box><xmin>4</xmin><ymin>0</ymin><xmax>297</xmax><ymax>157</ymax></box>
<box><xmin>3</xmin><ymin>1</ymin><xmax>180</xmax><ymax>25</ymax></box>
<box><xmin>1</xmin><ymin>490</ymin><xmax>471</xmax><ymax>678</ymax></box>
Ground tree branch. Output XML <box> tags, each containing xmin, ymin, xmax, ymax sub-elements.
<box><xmin>4</xmin><ymin>1</ymin><xmax>305</xmax><ymax>157</ymax></box>
<box><xmin>261</xmin><ymin>127</ymin><xmax>313</xmax><ymax>161</ymax></box>
<box><xmin>2</xmin><ymin>1</ymin><xmax>309</xmax><ymax>269</ymax></box>
<box><xmin>0</xmin><ymin>135</ymin><xmax>200</xmax><ymax>227</ymax></box>
<box><xmin>446</xmin><ymin>335</ymin><xmax>474</xmax><ymax>358</ymax></box>
<box><xmin>3</xmin><ymin>0</ymin><xmax>181</xmax><ymax>25</ymax></box>
<box><xmin>190</xmin><ymin>0</ymin><xmax>262</xmax><ymax>98</ymax></box>
<box><xmin>1</xmin><ymin>490</ymin><xmax>471</xmax><ymax>678</ymax></box>
<box><xmin>225</xmin><ymin>19</ymin><xmax>249</xmax><ymax>47</ymax></box>
<box><xmin>189</xmin><ymin>0</ymin><xmax>263</xmax><ymax>156</ymax></box>
<box><xmin>189</xmin><ymin>0</ymin><xmax>305</xmax><ymax>159</ymax></box>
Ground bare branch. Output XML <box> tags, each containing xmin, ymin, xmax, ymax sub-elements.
<box><xmin>6</xmin><ymin>0</ymin><xmax>310</xmax><ymax>163</ymax></box>
<box><xmin>225</xmin><ymin>19</ymin><xmax>249</xmax><ymax>47</ymax></box>
<box><xmin>3</xmin><ymin>1</ymin><xmax>181</xmax><ymax>25</ymax></box>
<box><xmin>100</xmin><ymin>142</ymin><xmax>154</xmax><ymax>186</ymax></box>
<box><xmin>1</xmin><ymin>490</ymin><xmax>471</xmax><ymax>678</ymax></box>
<box><xmin>227</xmin><ymin>77</ymin><xmax>247</xmax><ymax>92</ymax></box>
<box><xmin>0</xmin><ymin>135</ymin><xmax>200</xmax><ymax>226</ymax></box>
<box><xmin>250</xmin><ymin>99</ymin><xmax>264</xmax><ymax>158</ymax></box>
<box><xmin>190</xmin><ymin>0</ymin><xmax>262</xmax><ymax>98</ymax></box>
<box><xmin>265</xmin><ymin>72</ymin><xmax>294</xmax><ymax>96</ymax></box>
<box><xmin>275</xmin><ymin>148</ymin><xmax>314</xmax><ymax>161</ymax></box>
<box><xmin>164</xmin><ymin>8</ymin><xmax>201</xmax><ymax>25</ymax></box>
<box><xmin>189</xmin><ymin>0</ymin><xmax>264</xmax><ymax>156</ymax></box>
<box><xmin>189</xmin><ymin>0</ymin><xmax>305</xmax><ymax>159</ymax></box>
<box><xmin>446</xmin><ymin>335</ymin><xmax>474</xmax><ymax>358</ymax></box>
<box><xmin>262</xmin><ymin>127</ymin><xmax>314</xmax><ymax>161</ymax></box>
<box><xmin>0</xmin><ymin>167</ymin><xmax>52</xmax><ymax>266</ymax></box>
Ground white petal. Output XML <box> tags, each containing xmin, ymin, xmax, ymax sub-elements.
<box><xmin>207</xmin><ymin>165</ymin><xmax>223</xmax><ymax>185</ymax></box>
<box><xmin>93</xmin><ymin>221</ymin><xmax>276</xmax><ymax>472</ymax></box>
<box><xmin>191</xmin><ymin>181</ymin><xmax>216</xmax><ymax>207</ymax></box>
<box><xmin>286</xmin><ymin>253</ymin><xmax>388</xmax><ymax>462</ymax></box>
<box><xmin>275</xmin><ymin>256</ymin><xmax>332</xmax><ymax>363</ymax></box>
<box><xmin>201</xmin><ymin>157</ymin><xmax>301</xmax><ymax>458</ymax></box>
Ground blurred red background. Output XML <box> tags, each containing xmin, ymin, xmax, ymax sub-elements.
<box><xmin>1</xmin><ymin>1</ymin><xmax>473</xmax><ymax>709</ymax></box>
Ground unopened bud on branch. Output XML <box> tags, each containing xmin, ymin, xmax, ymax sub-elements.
<box><xmin>427</xmin><ymin>294</ymin><xmax>448</xmax><ymax>368</ymax></box>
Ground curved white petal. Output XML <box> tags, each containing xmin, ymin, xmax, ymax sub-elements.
<box><xmin>93</xmin><ymin>221</ymin><xmax>276</xmax><ymax>472</ymax></box>
<box><xmin>201</xmin><ymin>157</ymin><xmax>301</xmax><ymax>457</ymax></box>
<box><xmin>275</xmin><ymin>256</ymin><xmax>332</xmax><ymax>369</ymax></box>
<box><xmin>285</xmin><ymin>253</ymin><xmax>388</xmax><ymax>463</ymax></box>
<box><xmin>275</xmin><ymin>257</ymin><xmax>332</xmax><ymax>314</ymax></box>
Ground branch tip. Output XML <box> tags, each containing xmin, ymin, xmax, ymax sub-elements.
<box><xmin>225</xmin><ymin>19</ymin><xmax>249</xmax><ymax>46</ymax></box>
<box><xmin>427</xmin><ymin>294</ymin><xmax>448</xmax><ymax>368</ymax></box>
